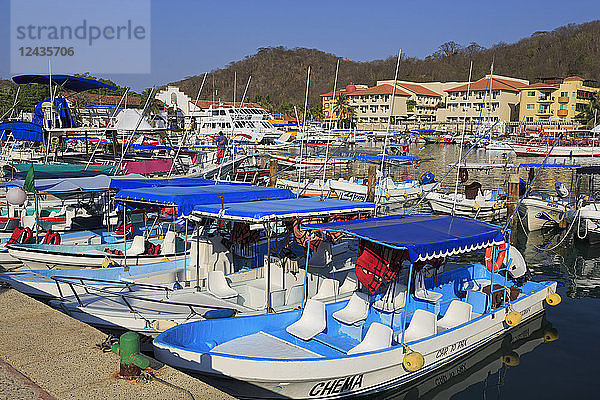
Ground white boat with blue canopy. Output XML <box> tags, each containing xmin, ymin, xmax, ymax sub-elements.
<box><xmin>7</xmin><ymin>184</ymin><xmax>293</xmax><ymax>269</ymax></box>
<box><xmin>153</xmin><ymin>214</ymin><xmax>560</xmax><ymax>399</ymax></box>
<box><xmin>42</xmin><ymin>198</ymin><xmax>374</xmax><ymax>335</ymax></box>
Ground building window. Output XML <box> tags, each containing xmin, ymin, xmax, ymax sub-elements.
<box><xmin>560</xmin><ymin>104</ymin><xmax>567</xmax><ymax>110</ymax></box>
<box><xmin>528</xmin><ymin>91</ymin><xmax>535</xmax><ymax>96</ymax></box>
<box><xmin>526</xmin><ymin>104</ymin><xmax>534</xmax><ymax>110</ymax></box>
<box><xmin>525</xmin><ymin>117</ymin><xmax>533</xmax><ymax>122</ymax></box>
<box><xmin>560</xmin><ymin>92</ymin><xmax>568</xmax><ymax>97</ymax></box>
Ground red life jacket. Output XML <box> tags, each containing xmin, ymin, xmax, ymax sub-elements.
<box><xmin>42</xmin><ymin>230</ymin><xmax>61</xmax><ymax>245</ymax></box>
<box><xmin>355</xmin><ymin>240</ymin><xmax>407</xmax><ymax>294</ymax></box>
<box><xmin>8</xmin><ymin>227</ymin><xmax>33</xmax><ymax>245</ymax></box>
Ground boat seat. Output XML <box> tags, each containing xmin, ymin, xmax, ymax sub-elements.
<box><xmin>285</xmin><ymin>284</ymin><xmax>304</xmax><ymax>306</ymax></box>
<box><xmin>466</xmin><ymin>290</ymin><xmax>489</xmax><ymax>315</ymax></box>
<box><xmin>128</xmin><ymin>235</ymin><xmax>145</xmax><ymax>256</ymax></box>
<box><xmin>373</xmin><ymin>282</ymin><xmax>407</xmax><ymax>312</ymax></box>
<box><xmin>332</xmin><ymin>292</ymin><xmax>370</xmax><ymax>325</ymax></box>
<box><xmin>286</xmin><ymin>299</ymin><xmax>326</xmax><ymax>341</ymax></box>
<box><xmin>399</xmin><ymin>309</ymin><xmax>437</xmax><ymax>343</ymax></box>
<box><xmin>339</xmin><ymin>270</ymin><xmax>358</xmax><ymax>294</ymax></box>
<box><xmin>414</xmin><ymin>269</ymin><xmax>443</xmax><ymax>303</ymax></box>
<box><xmin>437</xmin><ymin>300</ymin><xmax>472</xmax><ymax>331</ymax></box>
<box><xmin>312</xmin><ymin>278</ymin><xmax>339</xmax><ymax>300</ymax></box>
<box><xmin>310</xmin><ymin>241</ymin><xmax>333</xmax><ymax>267</ymax></box>
<box><xmin>347</xmin><ymin>322</ymin><xmax>392</xmax><ymax>355</ymax></box>
<box><xmin>161</xmin><ymin>231</ymin><xmax>177</xmax><ymax>255</ymax></box>
<box><xmin>461</xmin><ymin>278</ymin><xmax>491</xmax><ymax>292</ymax></box>
<box><xmin>207</xmin><ymin>270</ymin><xmax>238</xmax><ymax>299</ymax></box>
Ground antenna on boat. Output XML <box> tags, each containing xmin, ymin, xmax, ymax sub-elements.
<box><xmin>451</xmin><ymin>61</ymin><xmax>473</xmax><ymax>216</ymax></box>
<box><xmin>378</xmin><ymin>49</ymin><xmax>401</xmax><ymax>209</ymax></box>
<box><xmin>321</xmin><ymin>59</ymin><xmax>340</xmax><ymax>200</ymax></box>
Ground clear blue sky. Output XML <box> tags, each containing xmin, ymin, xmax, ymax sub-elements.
<box><xmin>1</xmin><ymin>0</ymin><xmax>598</xmax><ymax>92</ymax></box>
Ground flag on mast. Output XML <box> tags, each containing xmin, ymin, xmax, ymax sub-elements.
<box><xmin>23</xmin><ymin>164</ymin><xmax>35</xmax><ymax>193</ymax></box>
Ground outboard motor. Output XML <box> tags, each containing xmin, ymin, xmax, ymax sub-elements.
<box><xmin>506</xmin><ymin>247</ymin><xmax>530</xmax><ymax>285</ymax></box>
<box><xmin>555</xmin><ymin>181</ymin><xmax>569</xmax><ymax>198</ymax></box>
<box><xmin>419</xmin><ymin>171</ymin><xmax>435</xmax><ymax>185</ymax></box>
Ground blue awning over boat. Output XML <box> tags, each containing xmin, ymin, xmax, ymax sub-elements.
<box><xmin>192</xmin><ymin>198</ymin><xmax>375</xmax><ymax>222</ymax></box>
<box><xmin>109</xmin><ymin>177</ymin><xmax>216</xmax><ymax>190</ymax></box>
<box><xmin>519</xmin><ymin>163</ymin><xmax>581</xmax><ymax>168</ymax></box>
<box><xmin>305</xmin><ymin>214</ymin><xmax>505</xmax><ymax>262</ymax></box>
<box><xmin>330</xmin><ymin>155</ymin><xmax>420</xmax><ymax>161</ymax></box>
<box><xmin>0</xmin><ymin>174</ymin><xmax>145</xmax><ymax>193</ymax></box>
<box><xmin>115</xmin><ymin>185</ymin><xmax>295</xmax><ymax>216</ymax></box>
<box><xmin>12</xmin><ymin>74</ymin><xmax>117</xmax><ymax>92</ymax></box>
<box><xmin>0</xmin><ymin>121</ymin><xmax>43</xmax><ymax>142</ymax></box>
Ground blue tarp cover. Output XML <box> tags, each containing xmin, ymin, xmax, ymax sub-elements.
<box><xmin>519</xmin><ymin>163</ymin><xmax>581</xmax><ymax>168</ymax></box>
<box><xmin>192</xmin><ymin>198</ymin><xmax>375</xmax><ymax>221</ymax></box>
<box><xmin>0</xmin><ymin>121</ymin><xmax>43</xmax><ymax>142</ymax></box>
<box><xmin>115</xmin><ymin>185</ymin><xmax>294</xmax><ymax>216</ymax></box>
<box><xmin>109</xmin><ymin>177</ymin><xmax>216</xmax><ymax>190</ymax></box>
<box><xmin>0</xmin><ymin>174</ymin><xmax>144</xmax><ymax>193</ymax></box>
<box><xmin>12</xmin><ymin>74</ymin><xmax>117</xmax><ymax>92</ymax></box>
<box><xmin>330</xmin><ymin>155</ymin><xmax>419</xmax><ymax>161</ymax></box>
<box><xmin>34</xmin><ymin>98</ymin><xmax>73</xmax><ymax>128</ymax></box>
<box><xmin>305</xmin><ymin>214</ymin><xmax>505</xmax><ymax>262</ymax></box>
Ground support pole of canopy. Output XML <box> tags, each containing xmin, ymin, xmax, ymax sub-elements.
<box><xmin>196</xmin><ymin>222</ymin><xmax>200</xmax><ymax>292</ymax></box>
<box><xmin>401</xmin><ymin>261</ymin><xmax>414</xmax><ymax>345</ymax></box>
<box><xmin>266</xmin><ymin>222</ymin><xmax>272</xmax><ymax>313</ymax></box>
<box><xmin>123</xmin><ymin>204</ymin><xmax>127</xmax><ymax>270</ymax></box>
<box><xmin>184</xmin><ymin>217</ymin><xmax>188</xmax><ymax>282</ymax></box>
<box><xmin>302</xmin><ymin>233</ymin><xmax>311</xmax><ymax>308</ymax></box>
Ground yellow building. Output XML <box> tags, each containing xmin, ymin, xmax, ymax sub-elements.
<box><xmin>518</xmin><ymin>76</ymin><xmax>599</xmax><ymax>129</ymax></box>
<box><xmin>321</xmin><ymin>83</ymin><xmax>368</xmax><ymax>123</ymax></box>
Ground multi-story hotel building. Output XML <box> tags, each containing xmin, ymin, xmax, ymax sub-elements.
<box><xmin>518</xmin><ymin>76</ymin><xmax>600</xmax><ymax>128</ymax></box>
<box><xmin>438</xmin><ymin>75</ymin><xmax>529</xmax><ymax>125</ymax></box>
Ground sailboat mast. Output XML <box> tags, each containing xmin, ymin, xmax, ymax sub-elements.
<box><xmin>321</xmin><ymin>59</ymin><xmax>340</xmax><ymax>199</ymax></box>
<box><xmin>451</xmin><ymin>61</ymin><xmax>473</xmax><ymax>216</ymax></box>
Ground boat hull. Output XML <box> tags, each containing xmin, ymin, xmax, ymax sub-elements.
<box><xmin>153</xmin><ymin>282</ymin><xmax>555</xmax><ymax>399</ymax></box>
<box><xmin>518</xmin><ymin>198</ymin><xmax>567</xmax><ymax>231</ymax></box>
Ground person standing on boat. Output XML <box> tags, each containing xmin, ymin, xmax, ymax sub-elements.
<box><xmin>216</xmin><ymin>131</ymin><xmax>227</xmax><ymax>164</ymax></box>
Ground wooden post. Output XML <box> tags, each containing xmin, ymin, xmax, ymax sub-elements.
<box><xmin>367</xmin><ymin>164</ymin><xmax>377</xmax><ymax>202</ymax></box>
<box><xmin>269</xmin><ymin>159</ymin><xmax>278</xmax><ymax>187</ymax></box>
<box><xmin>507</xmin><ymin>173</ymin><xmax>520</xmax><ymax>233</ymax></box>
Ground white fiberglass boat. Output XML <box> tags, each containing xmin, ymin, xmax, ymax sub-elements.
<box><xmin>426</xmin><ymin>182</ymin><xmax>506</xmax><ymax>220</ymax></box>
<box><xmin>153</xmin><ymin>215</ymin><xmax>560</xmax><ymax>399</ymax></box>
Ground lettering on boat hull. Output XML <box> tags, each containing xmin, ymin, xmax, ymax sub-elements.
<box><xmin>309</xmin><ymin>374</ymin><xmax>363</xmax><ymax>397</ymax></box>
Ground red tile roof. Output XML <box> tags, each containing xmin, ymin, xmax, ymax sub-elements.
<box><xmin>69</xmin><ymin>92</ymin><xmax>142</xmax><ymax>107</ymax></box>
<box><xmin>446</xmin><ymin>77</ymin><xmax>528</xmax><ymax>93</ymax></box>
<box><xmin>396</xmin><ymin>83</ymin><xmax>442</xmax><ymax>97</ymax></box>
<box><xmin>520</xmin><ymin>82</ymin><xmax>558</xmax><ymax>90</ymax></box>
<box><xmin>321</xmin><ymin>84</ymin><xmax>410</xmax><ymax>97</ymax></box>
<box><xmin>564</xmin><ymin>76</ymin><xmax>584</xmax><ymax>82</ymax></box>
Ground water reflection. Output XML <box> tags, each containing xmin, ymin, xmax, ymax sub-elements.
<box><xmin>369</xmin><ymin>312</ymin><xmax>556</xmax><ymax>400</ymax></box>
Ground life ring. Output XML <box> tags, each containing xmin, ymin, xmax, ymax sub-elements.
<box><xmin>485</xmin><ymin>242</ymin><xmax>507</xmax><ymax>272</ymax></box>
<box><xmin>459</xmin><ymin>168</ymin><xmax>469</xmax><ymax>183</ymax></box>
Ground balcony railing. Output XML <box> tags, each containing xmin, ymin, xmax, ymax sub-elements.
<box><xmin>558</xmin><ymin>97</ymin><xmax>569</xmax><ymax>103</ymax></box>
<box><xmin>557</xmin><ymin>109</ymin><xmax>568</xmax><ymax>116</ymax></box>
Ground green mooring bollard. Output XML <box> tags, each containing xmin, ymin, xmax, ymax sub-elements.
<box><xmin>111</xmin><ymin>332</ymin><xmax>151</xmax><ymax>378</ymax></box>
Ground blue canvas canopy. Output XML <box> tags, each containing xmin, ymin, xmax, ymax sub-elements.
<box><xmin>115</xmin><ymin>185</ymin><xmax>294</xmax><ymax>216</ymax></box>
<box><xmin>12</xmin><ymin>74</ymin><xmax>117</xmax><ymax>92</ymax></box>
<box><xmin>0</xmin><ymin>174</ymin><xmax>144</xmax><ymax>193</ymax></box>
<box><xmin>0</xmin><ymin>121</ymin><xmax>43</xmax><ymax>141</ymax></box>
<box><xmin>305</xmin><ymin>214</ymin><xmax>505</xmax><ymax>262</ymax></box>
<box><xmin>33</xmin><ymin>98</ymin><xmax>73</xmax><ymax>128</ymax></box>
<box><xmin>109</xmin><ymin>177</ymin><xmax>216</xmax><ymax>190</ymax></box>
<box><xmin>519</xmin><ymin>163</ymin><xmax>581</xmax><ymax>168</ymax></box>
<box><xmin>192</xmin><ymin>198</ymin><xmax>375</xmax><ymax>222</ymax></box>
<box><xmin>329</xmin><ymin>155</ymin><xmax>420</xmax><ymax>161</ymax></box>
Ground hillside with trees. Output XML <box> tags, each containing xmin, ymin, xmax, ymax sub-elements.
<box><xmin>171</xmin><ymin>20</ymin><xmax>600</xmax><ymax>116</ymax></box>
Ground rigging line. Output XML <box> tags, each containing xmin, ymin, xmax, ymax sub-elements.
<box><xmin>321</xmin><ymin>59</ymin><xmax>340</xmax><ymax>200</ymax></box>
<box><xmin>297</xmin><ymin>142</ymin><xmax>347</xmax><ymax>197</ymax></box>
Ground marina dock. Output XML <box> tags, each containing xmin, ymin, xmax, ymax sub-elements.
<box><xmin>0</xmin><ymin>288</ymin><xmax>233</xmax><ymax>400</ymax></box>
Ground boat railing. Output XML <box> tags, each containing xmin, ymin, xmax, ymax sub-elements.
<box><xmin>50</xmin><ymin>276</ymin><xmax>235</xmax><ymax>317</ymax></box>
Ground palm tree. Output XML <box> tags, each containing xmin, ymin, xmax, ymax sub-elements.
<box><xmin>577</xmin><ymin>92</ymin><xmax>600</xmax><ymax>128</ymax></box>
<box><xmin>333</xmin><ymin>94</ymin><xmax>355</xmax><ymax>128</ymax></box>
